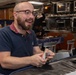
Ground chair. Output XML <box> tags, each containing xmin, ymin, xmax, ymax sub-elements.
<box><xmin>67</xmin><ymin>39</ymin><xmax>75</xmax><ymax>56</ymax></box>
<box><xmin>51</xmin><ymin>39</ymin><xmax>75</xmax><ymax>61</ymax></box>
<box><xmin>58</xmin><ymin>39</ymin><xmax>75</xmax><ymax>56</ymax></box>
<box><xmin>43</xmin><ymin>41</ymin><xmax>57</xmax><ymax>52</ymax></box>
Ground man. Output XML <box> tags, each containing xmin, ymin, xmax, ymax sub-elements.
<box><xmin>0</xmin><ymin>2</ymin><xmax>55</xmax><ymax>75</ymax></box>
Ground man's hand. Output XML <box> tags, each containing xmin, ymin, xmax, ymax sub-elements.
<box><xmin>42</xmin><ymin>48</ymin><xmax>55</xmax><ymax>60</ymax></box>
<box><xmin>30</xmin><ymin>53</ymin><xmax>47</xmax><ymax>67</ymax></box>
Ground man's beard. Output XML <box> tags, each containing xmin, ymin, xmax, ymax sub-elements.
<box><xmin>17</xmin><ymin>17</ymin><xmax>33</xmax><ymax>30</ymax></box>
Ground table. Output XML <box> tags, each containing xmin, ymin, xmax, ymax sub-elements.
<box><xmin>9</xmin><ymin>56</ymin><xmax>76</xmax><ymax>75</ymax></box>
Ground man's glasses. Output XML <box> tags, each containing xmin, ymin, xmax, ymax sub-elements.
<box><xmin>16</xmin><ymin>10</ymin><xmax>37</xmax><ymax>16</ymax></box>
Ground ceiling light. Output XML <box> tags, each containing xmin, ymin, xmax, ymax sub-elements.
<box><xmin>28</xmin><ymin>1</ymin><xmax>44</xmax><ymax>5</ymax></box>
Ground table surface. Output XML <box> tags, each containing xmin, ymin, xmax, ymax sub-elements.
<box><xmin>10</xmin><ymin>56</ymin><xmax>76</xmax><ymax>75</ymax></box>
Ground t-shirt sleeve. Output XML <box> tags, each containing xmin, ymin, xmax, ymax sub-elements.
<box><xmin>0</xmin><ymin>30</ymin><xmax>12</xmax><ymax>52</ymax></box>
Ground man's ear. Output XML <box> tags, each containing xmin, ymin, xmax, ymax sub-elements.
<box><xmin>13</xmin><ymin>12</ymin><xmax>18</xmax><ymax>19</ymax></box>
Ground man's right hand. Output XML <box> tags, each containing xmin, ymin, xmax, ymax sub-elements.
<box><xmin>30</xmin><ymin>53</ymin><xmax>47</xmax><ymax>67</ymax></box>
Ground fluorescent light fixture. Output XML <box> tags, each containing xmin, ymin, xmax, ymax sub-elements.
<box><xmin>28</xmin><ymin>1</ymin><xmax>44</xmax><ymax>5</ymax></box>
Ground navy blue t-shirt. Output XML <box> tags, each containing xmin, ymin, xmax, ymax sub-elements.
<box><xmin>0</xmin><ymin>26</ymin><xmax>38</xmax><ymax>75</ymax></box>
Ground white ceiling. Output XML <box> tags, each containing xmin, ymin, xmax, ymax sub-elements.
<box><xmin>0</xmin><ymin>0</ymin><xmax>50</xmax><ymax>6</ymax></box>
<box><xmin>0</xmin><ymin>0</ymin><xmax>74</xmax><ymax>7</ymax></box>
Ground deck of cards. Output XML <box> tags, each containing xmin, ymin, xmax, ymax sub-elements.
<box><xmin>42</xmin><ymin>48</ymin><xmax>50</xmax><ymax>59</ymax></box>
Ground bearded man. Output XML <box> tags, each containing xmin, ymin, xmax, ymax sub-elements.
<box><xmin>0</xmin><ymin>2</ymin><xmax>55</xmax><ymax>75</ymax></box>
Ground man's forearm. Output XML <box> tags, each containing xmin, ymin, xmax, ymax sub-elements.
<box><xmin>1</xmin><ymin>56</ymin><xmax>32</xmax><ymax>69</ymax></box>
<box><xmin>33</xmin><ymin>46</ymin><xmax>43</xmax><ymax>54</ymax></box>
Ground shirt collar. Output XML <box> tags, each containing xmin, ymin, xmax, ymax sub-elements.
<box><xmin>10</xmin><ymin>23</ymin><xmax>31</xmax><ymax>34</ymax></box>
